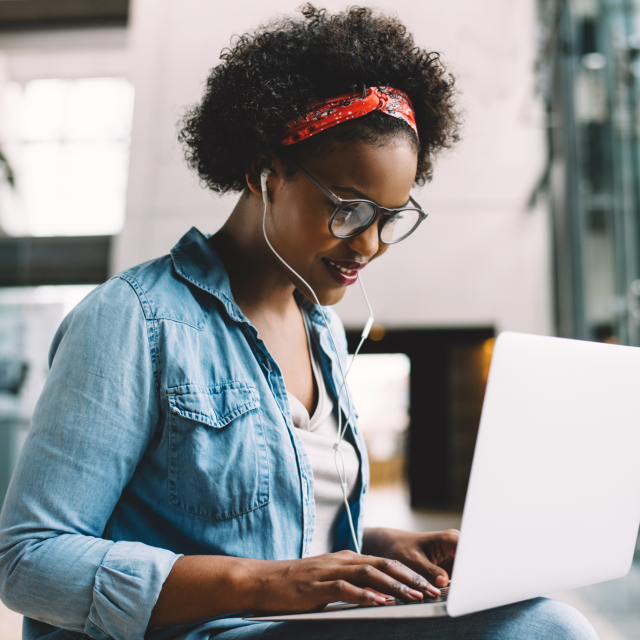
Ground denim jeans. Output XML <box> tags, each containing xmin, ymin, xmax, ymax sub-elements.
<box><xmin>149</xmin><ymin>598</ymin><xmax>598</xmax><ymax>640</ymax></box>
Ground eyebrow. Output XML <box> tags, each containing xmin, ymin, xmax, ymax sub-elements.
<box><xmin>332</xmin><ymin>185</ymin><xmax>372</xmax><ymax>200</ymax></box>
<box><xmin>332</xmin><ymin>185</ymin><xmax>412</xmax><ymax>209</ymax></box>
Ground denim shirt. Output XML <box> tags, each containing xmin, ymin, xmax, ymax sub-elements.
<box><xmin>0</xmin><ymin>227</ymin><xmax>370</xmax><ymax>640</ymax></box>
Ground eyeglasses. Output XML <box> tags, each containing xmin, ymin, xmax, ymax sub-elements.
<box><xmin>293</xmin><ymin>161</ymin><xmax>428</xmax><ymax>245</ymax></box>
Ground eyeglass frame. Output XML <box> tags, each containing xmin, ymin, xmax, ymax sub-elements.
<box><xmin>291</xmin><ymin>161</ymin><xmax>428</xmax><ymax>245</ymax></box>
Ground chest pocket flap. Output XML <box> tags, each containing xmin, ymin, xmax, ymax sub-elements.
<box><xmin>167</xmin><ymin>382</ymin><xmax>260</xmax><ymax>428</ymax></box>
<box><xmin>166</xmin><ymin>381</ymin><xmax>269</xmax><ymax>521</ymax></box>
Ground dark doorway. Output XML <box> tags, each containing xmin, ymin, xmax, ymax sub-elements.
<box><xmin>346</xmin><ymin>326</ymin><xmax>494</xmax><ymax>509</ymax></box>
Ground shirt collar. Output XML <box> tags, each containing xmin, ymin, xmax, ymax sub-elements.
<box><xmin>170</xmin><ymin>226</ymin><xmax>246</xmax><ymax>323</ymax></box>
<box><xmin>294</xmin><ymin>289</ymin><xmax>327</xmax><ymax>328</ymax></box>
<box><xmin>170</xmin><ymin>227</ymin><xmax>330</xmax><ymax>331</ymax></box>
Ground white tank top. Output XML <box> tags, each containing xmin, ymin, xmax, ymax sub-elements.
<box><xmin>286</xmin><ymin>319</ymin><xmax>360</xmax><ymax>556</ymax></box>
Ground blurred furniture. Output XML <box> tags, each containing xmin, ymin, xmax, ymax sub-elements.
<box><xmin>0</xmin><ymin>417</ymin><xmax>29</xmax><ymax>507</ymax></box>
<box><xmin>0</xmin><ymin>236</ymin><xmax>111</xmax><ymax>287</ymax></box>
<box><xmin>0</xmin><ymin>0</ymin><xmax>129</xmax><ymax>31</ymax></box>
<box><xmin>0</xmin><ymin>360</ymin><xmax>28</xmax><ymax>395</ymax></box>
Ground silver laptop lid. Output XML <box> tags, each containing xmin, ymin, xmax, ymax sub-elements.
<box><xmin>447</xmin><ymin>332</ymin><xmax>640</xmax><ymax>617</ymax></box>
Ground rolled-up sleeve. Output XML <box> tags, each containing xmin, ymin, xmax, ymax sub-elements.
<box><xmin>0</xmin><ymin>276</ymin><xmax>181</xmax><ymax>640</ymax></box>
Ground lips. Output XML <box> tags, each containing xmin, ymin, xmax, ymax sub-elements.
<box><xmin>323</xmin><ymin>258</ymin><xmax>367</xmax><ymax>286</ymax></box>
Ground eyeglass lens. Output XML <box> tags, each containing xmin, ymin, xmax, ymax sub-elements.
<box><xmin>331</xmin><ymin>202</ymin><xmax>422</xmax><ymax>244</ymax></box>
<box><xmin>380</xmin><ymin>209</ymin><xmax>422</xmax><ymax>243</ymax></box>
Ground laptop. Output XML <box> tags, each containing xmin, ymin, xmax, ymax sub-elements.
<box><xmin>249</xmin><ymin>332</ymin><xmax>640</xmax><ymax>620</ymax></box>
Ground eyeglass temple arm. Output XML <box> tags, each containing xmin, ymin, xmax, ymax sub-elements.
<box><xmin>408</xmin><ymin>195</ymin><xmax>423</xmax><ymax>210</ymax></box>
<box><xmin>291</xmin><ymin>160</ymin><xmax>343</xmax><ymax>206</ymax></box>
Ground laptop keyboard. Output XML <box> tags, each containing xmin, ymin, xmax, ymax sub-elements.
<box><xmin>381</xmin><ymin>585</ymin><xmax>449</xmax><ymax>606</ymax></box>
<box><xmin>324</xmin><ymin>586</ymin><xmax>449</xmax><ymax>613</ymax></box>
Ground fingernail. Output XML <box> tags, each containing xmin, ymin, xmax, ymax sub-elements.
<box><xmin>374</xmin><ymin>595</ymin><xmax>387</xmax><ymax>604</ymax></box>
<box><xmin>408</xmin><ymin>589</ymin><xmax>423</xmax><ymax>599</ymax></box>
<box><xmin>435</xmin><ymin>575</ymin><xmax>447</xmax><ymax>587</ymax></box>
<box><xmin>427</xmin><ymin>584</ymin><xmax>441</xmax><ymax>596</ymax></box>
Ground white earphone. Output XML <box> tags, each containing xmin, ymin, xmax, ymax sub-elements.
<box><xmin>261</xmin><ymin>168</ymin><xmax>270</xmax><ymax>204</ymax></box>
<box><xmin>260</xmin><ymin>167</ymin><xmax>373</xmax><ymax>554</ymax></box>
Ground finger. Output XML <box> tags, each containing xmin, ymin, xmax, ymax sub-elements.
<box><xmin>365</xmin><ymin>587</ymin><xmax>392</xmax><ymax>598</ymax></box>
<box><xmin>401</xmin><ymin>552</ymin><xmax>451</xmax><ymax>588</ymax></box>
<box><xmin>321</xmin><ymin>580</ymin><xmax>388</xmax><ymax>607</ymax></box>
<box><xmin>439</xmin><ymin>557</ymin><xmax>455</xmax><ymax>577</ymax></box>
<box><xmin>372</xmin><ymin>556</ymin><xmax>441</xmax><ymax>597</ymax></box>
<box><xmin>412</xmin><ymin>530</ymin><xmax>460</xmax><ymax>587</ymax></box>
<box><xmin>440</xmin><ymin>529</ymin><xmax>460</xmax><ymax>553</ymax></box>
<box><xmin>425</xmin><ymin>529</ymin><xmax>459</xmax><ymax>561</ymax></box>
<box><xmin>329</xmin><ymin>552</ymin><xmax>439</xmax><ymax>597</ymax></box>
<box><xmin>339</xmin><ymin>563</ymin><xmax>429</xmax><ymax>602</ymax></box>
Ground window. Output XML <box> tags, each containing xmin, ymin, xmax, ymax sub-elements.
<box><xmin>0</xmin><ymin>76</ymin><xmax>134</xmax><ymax>236</ymax></box>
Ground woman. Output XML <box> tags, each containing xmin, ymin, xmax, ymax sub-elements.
<box><xmin>0</xmin><ymin>6</ymin><xmax>597</xmax><ymax>640</ymax></box>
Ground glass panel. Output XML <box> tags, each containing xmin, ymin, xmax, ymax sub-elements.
<box><xmin>0</xmin><ymin>77</ymin><xmax>134</xmax><ymax>237</ymax></box>
<box><xmin>0</xmin><ymin>285</ymin><xmax>96</xmax><ymax>508</ymax></box>
<box><xmin>570</xmin><ymin>3</ymin><xmax>621</xmax><ymax>343</ymax></box>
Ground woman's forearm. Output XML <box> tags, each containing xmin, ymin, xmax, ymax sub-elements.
<box><xmin>149</xmin><ymin>555</ymin><xmax>258</xmax><ymax>627</ymax></box>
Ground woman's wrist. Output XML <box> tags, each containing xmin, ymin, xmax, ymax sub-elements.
<box><xmin>234</xmin><ymin>557</ymin><xmax>268</xmax><ymax>614</ymax></box>
<box><xmin>362</xmin><ymin>527</ymin><xmax>395</xmax><ymax>557</ymax></box>
<box><xmin>149</xmin><ymin>555</ymin><xmax>263</xmax><ymax>627</ymax></box>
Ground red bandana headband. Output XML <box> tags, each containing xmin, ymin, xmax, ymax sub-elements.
<box><xmin>281</xmin><ymin>86</ymin><xmax>418</xmax><ymax>145</ymax></box>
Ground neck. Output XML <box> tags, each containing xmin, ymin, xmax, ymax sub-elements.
<box><xmin>210</xmin><ymin>189</ymin><xmax>298</xmax><ymax>324</ymax></box>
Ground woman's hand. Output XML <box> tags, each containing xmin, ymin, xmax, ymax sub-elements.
<box><xmin>362</xmin><ymin>528</ymin><xmax>459</xmax><ymax>589</ymax></box>
<box><xmin>244</xmin><ymin>550</ymin><xmax>442</xmax><ymax>616</ymax></box>
<box><xmin>149</xmin><ymin>545</ymin><xmax>448</xmax><ymax>626</ymax></box>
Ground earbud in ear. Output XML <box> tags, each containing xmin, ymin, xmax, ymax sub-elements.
<box><xmin>260</xmin><ymin>168</ymin><xmax>271</xmax><ymax>204</ymax></box>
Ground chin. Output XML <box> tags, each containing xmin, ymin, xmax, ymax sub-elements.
<box><xmin>298</xmin><ymin>283</ymin><xmax>347</xmax><ymax>307</ymax></box>
<box><xmin>317</xmin><ymin>285</ymin><xmax>348</xmax><ymax>306</ymax></box>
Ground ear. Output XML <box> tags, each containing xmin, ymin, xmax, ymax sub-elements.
<box><xmin>245</xmin><ymin>158</ymin><xmax>273</xmax><ymax>198</ymax></box>
<box><xmin>245</xmin><ymin>170</ymin><xmax>263</xmax><ymax>198</ymax></box>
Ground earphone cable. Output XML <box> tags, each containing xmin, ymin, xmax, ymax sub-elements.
<box><xmin>260</xmin><ymin>173</ymin><xmax>372</xmax><ymax>554</ymax></box>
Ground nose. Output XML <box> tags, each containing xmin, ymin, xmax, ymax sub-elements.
<box><xmin>346</xmin><ymin>221</ymin><xmax>380</xmax><ymax>258</ymax></box>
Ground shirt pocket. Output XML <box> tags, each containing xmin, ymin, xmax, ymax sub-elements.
<box><xmin>167</xmin><ymin>381</ymin><xmax>270</xmax><ymax>521</ymax></box>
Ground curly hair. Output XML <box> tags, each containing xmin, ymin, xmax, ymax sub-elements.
<box><xmin>179</xmin><ymin>4</ymin><xmax>460</xmax><ymax>194</ymax></box>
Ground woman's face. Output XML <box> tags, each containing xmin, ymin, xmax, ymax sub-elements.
<box><xmin>265</xmin><ymin>136</ymin><xmax>419</xmax><ymax>305</ymax></box>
